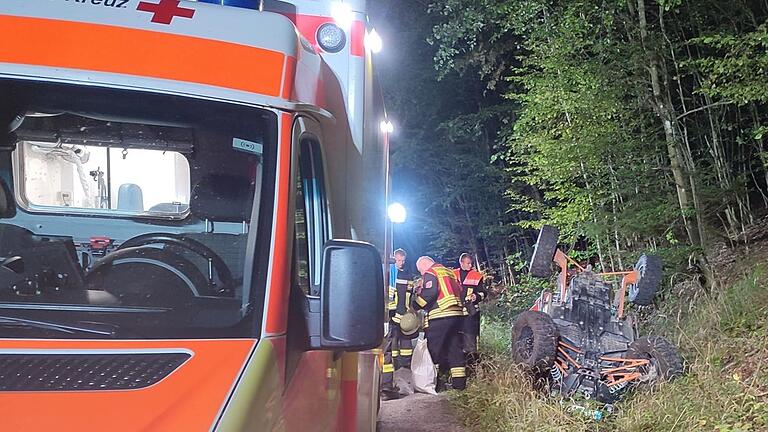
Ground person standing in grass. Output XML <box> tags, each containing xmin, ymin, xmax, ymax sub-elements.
<box><xmin>454</xmin><ymin>253</ymin><xmax>487</xmax><ymax>370</ymax></box>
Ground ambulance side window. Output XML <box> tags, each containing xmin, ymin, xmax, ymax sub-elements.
<box><xmin>293</xmin><ymin>138</ymin><xmax>328</xmax><ymax>296</ymax></box>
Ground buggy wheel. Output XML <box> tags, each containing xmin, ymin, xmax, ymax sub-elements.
<box><xmin>625</xmin><ymin>336</ymin><xmax>683</xmax><ymax>383</ymax></box>
<box><xmin>511</xmin><ymin>310</ymin><xmax>558</xmax><ymax>374</ymax></box>
<box><xmin>628</xmin><ymin>254</ymin><xmax>662</xmax><ymax>306</ymax></box>
<box><xmin>529</xmin><ymin>225</ymin><xmax>560</xmax><ymax>278</ymax></box>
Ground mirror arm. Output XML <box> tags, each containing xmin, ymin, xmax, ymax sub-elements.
<box><xmin>304</xmin><ymin>295</ymin><xmax>322</xmax><ymax>350</ymax></box>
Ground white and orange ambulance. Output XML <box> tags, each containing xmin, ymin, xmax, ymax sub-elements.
<box><xmin>0</xmin><ymin>0</ymin><xmax>391</xmax><ymax>430</ymax></box>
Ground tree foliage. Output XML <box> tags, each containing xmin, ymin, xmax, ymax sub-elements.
<box><xmin>416</xmin><ymin>0</ymin><xmax>768</xmax><ymax>277</ymax></box>
<box><xmin>375</xmin><ymin>0</ymin><xmax>523</xmax><ymax>284</ymax></box>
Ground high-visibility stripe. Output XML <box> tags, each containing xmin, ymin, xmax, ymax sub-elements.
<box><xmin>437</xmin><ymin>296</ymin><xmax>461</xmax><ymax>306</ymax></box>
<box><xmin>392</xmin><ymin>350</ymin><xmax>399</xmax><ymax>357</ymax></box>
<box><xmin>427</xmin><ymin>307</ymin><xmax>465</xmax><ymax>321</ymax></box>
<box><xmin>264</xmin><ymin>112</ymin><xmax>293</xmax><ymax>334</ymax></box>
<box><xmin>399</xmin><ymin>349</ymin><xmax>413</xmax><ymax>356</ymax></box>
<box><xmin>0</xmin><ymin>15</ymin><xmax>286</xmax><ymax>97</ymax></box>
<box><xmin>450</xmin><ymin>367</ymin><xmax>466</xmax><ymax>378</ymax></box>
<box><xmin>0</xmin><ymin>339</ymin><xmax>257</xmax><ymax>431</ymax></box>
<box><xmin>382</xmin><ymin>364</ymin><xmax>394</xmax><ymax>373</ymax></box>
<box><xmin>395</xmin><ymin>279</ymin><xmax>409</xmax><ymax>284</ymax></box>
<box><xmin>350</xmin><ymin>20</ymin><xmax>365</xmax><ymax>57</ymax></box>
<box><xmin>415</xmin><ymin>296</ymin><xmax>428</xmax><ymax>307</ymax></box>
<box><xmin>437</xmin><ymin>295</ymin><xmax>462</xmax><ymax>309</ymax></box>
<box><xmin>465</xmin><ymin>287</ymin><xmax>475</xmax><ymax>300</ymax></box>
<box><xmin>433</xmin><ymin>270</ymin><xmax>453</xmax><ymax>300</ymax></box>
<box><xmin>281</xmin><ymin>55</ymin><xmax>296</xmax><ymax>99</ymax></box>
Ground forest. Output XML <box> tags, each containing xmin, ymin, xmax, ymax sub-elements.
<box><xmin>376</xmin><ymin>0</ymin><xmax>768</xmax><ymax>287</ymax></box>
<box><xmin>373</xmin><ymin>0</ymin><xmax>768</xmax><ymax>429</ymax></box>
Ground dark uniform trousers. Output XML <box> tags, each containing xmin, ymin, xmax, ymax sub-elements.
<box><xmin>382</xmin><ymin>322</ymin><xmax>417</xmax><ymax>392</ymax></box>
<box><xmin>456</xmin><ymin>269</ymin><xmax>486</xmax><ymax>365</ymax></box>
<box><xmin>392</xmin><ymin>325</ymin><xmax>416</xmax><ymax>369</ymax></box>
<box><xmin>381</xmin><ymin>314</ymin><xmax>397</xmax><ymax>390</ymax></box>
<box><xmin>462</xmin><ymin>311</ymin><xmax>480</xmax><ymax>355</ymax></box>
<box><xmin>425</xmin><ymin>316</ymin><xmax>466</xmax><ymax>390</ymax></box>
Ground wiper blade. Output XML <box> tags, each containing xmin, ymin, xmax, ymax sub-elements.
<box><xmin>0</xmin><ymin>316</ymin><xmax>117</xmax><ymax>336</ymax></box>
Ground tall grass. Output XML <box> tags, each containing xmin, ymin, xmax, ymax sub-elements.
<box><xmin>450</xmin><ymin>265</ymin><xmax>768</xmax><ymax>431</ymax></box>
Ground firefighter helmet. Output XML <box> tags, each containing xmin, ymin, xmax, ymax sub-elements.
<box><xmin>399</xmin><ymin>309</ymin><xmax>421</xmax><ymax>336</ymax></box>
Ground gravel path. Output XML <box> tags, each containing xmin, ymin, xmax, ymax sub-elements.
<box><xmin>378</xmin><ymin>392</ymin><xmax>467</xmax><ymax>432</ymax></box>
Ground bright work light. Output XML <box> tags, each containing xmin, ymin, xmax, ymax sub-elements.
<box><xmin>330</xmin><ymin>2</ymin><xmax>354</xmax><ymax>29</ymax></box>
<box><xmin>365</xmin><ymin>28</ymin><xmax>383</xmax><ymax>53</ymax></box>
<box><xmin>380</xmin><ymin>120</ymin><xmax>394</xmax><ymax>134</ymax></box>
<box><xmin>388</xmin><ymin>203</ymin><xmax>407</xmax><ymax>224</ymax></box>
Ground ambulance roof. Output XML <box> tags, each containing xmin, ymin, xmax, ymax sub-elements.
<box><xmin>0</xmin><ymin>0</ymin><xmax>327</xmax><ymax>114</ymax></box>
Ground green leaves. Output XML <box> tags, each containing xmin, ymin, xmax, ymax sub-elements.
<box><xmin>691</xmin><ymin>22</ymin><xmax>768</xmax><ymax>105</ymax></box>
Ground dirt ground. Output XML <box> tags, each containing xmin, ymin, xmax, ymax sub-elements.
<box><xmin>378</xmin><ymin>393</ymin><xmax>467</xmax><ymax>432</ymax></box>
<box><xmin>377</xmin><ymin>369</ymin><xmax>467</xmax><ymax>432</ymax></box>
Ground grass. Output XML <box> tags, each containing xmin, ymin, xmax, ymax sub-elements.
<box><xmin>449</xmin><ymin>261</ymin><xmax>768</xmax><ymax>431</ymax></box>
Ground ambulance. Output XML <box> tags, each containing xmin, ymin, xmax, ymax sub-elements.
<box><xmin>0</xmin><ymin>0</ymin><xmax>390</xmax><ymax>430</ymax></box>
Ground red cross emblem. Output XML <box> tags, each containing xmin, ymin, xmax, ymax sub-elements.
<box><xmin>137</xmin><ymin>0</ymin><xmax>196</xmax><ymax>25</ymax></box>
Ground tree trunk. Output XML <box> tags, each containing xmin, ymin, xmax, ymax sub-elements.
<box><xmin>636</xmin><ymin>0</ymin><xmax>715</xmax><ymax>287</ymax></box>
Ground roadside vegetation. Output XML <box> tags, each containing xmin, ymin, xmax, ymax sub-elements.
<box><xmin>450</xmin><ymin>247</ymin><xmax>768</xmax><ymax>431</ymax></box>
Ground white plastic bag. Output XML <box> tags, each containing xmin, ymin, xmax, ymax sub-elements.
<box><xmin>411</xmin><ymin>337</ymin><xmax>437</xmax><ymax>395</ymax></box>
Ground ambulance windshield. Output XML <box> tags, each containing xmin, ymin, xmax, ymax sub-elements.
<box><xmin>0</xmin><ymin>79</ymin><xmax>277</xmax><ymax>339</ymax></box>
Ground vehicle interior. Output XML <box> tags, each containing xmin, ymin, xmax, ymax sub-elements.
<box><xmin>0</xmin><ymin>79</ymin><xmax>277</xmax><ymax>338</ymax></box>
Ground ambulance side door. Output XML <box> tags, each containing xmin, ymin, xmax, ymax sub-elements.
<box><xmin>282</xmin><ymin>117</ymin><xmax>342</xmax><ymax>431</ymax></box>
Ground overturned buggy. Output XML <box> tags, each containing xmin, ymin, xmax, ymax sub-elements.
<box><xmin>510</xmin><ymin>226</ymin><xmax>683</xmax><ymax>403</ymax></box>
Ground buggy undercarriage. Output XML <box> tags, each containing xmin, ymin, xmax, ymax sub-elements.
<box><xmin>511</xmin><ymin>226</ymin><xmax>682</xmax><ymax>403</ymax></box>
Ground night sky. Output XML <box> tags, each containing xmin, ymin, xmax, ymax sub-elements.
<box><xmin>369</xmin><ymin>1</ymin><xmax>439</xmax><ymax>268</ymax></box>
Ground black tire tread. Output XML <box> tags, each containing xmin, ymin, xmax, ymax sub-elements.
<box><xmin>630</xmin><ymin>255</ymin><xmax>663</xmax><ymax>305</ymax></box>
<box><xmin>510</xmin><ymin>310</ymin><xmax>558</xmax><ymax>374</ymax></box>
<box><xmin>529</xmin><ymin>225</ymin><xmax>560</xmax><ymax>279</ymax></box>
<box><xmin>626</xmin><ymin>335</ymin><xmax>683</xmax><ymax>381</ymax></box>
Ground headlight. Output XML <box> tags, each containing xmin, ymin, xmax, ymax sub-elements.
<box><xmin>317</xmin><ymin>23</ymin><xmax>346</xmax><ymax>53</ymax></box>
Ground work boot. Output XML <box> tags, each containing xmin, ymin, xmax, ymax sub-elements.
<box><xmin>380</xmin><ymin>386</ymin><xmax>401</xmax><ymax>401</ymax></box>
<box><xmin>435</xmin><ymin>376</ymin><xmax>449</xmax><ymax>393</ymax></box>
<box><xmin>450</xmin><ymin>376</ymin><xmax>466</xmax><ymax>391</ymax></box>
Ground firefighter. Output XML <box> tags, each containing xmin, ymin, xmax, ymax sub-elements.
<box><xmin>454</xmin><ymin>253</ymin><xmax>487</xmax><ymax>368</ymax></box>
<box><xmin>381</xmin><ymin>253</ymin><xmax>399</xmax><ymax>400</ymax></box>
<box><xmin>381</xmin><ymin>249</ymin><xmax>414</xmax><ymax>400</ymax></box>
<box><xmin>391</xmin><ymin>249</ymin><xmax>417</xmax><ymax>369</ymax></box>
<box><xmin>413</xmin><ymin>256</ymin><xmax>467</xmax><ymax>391</ymax></box>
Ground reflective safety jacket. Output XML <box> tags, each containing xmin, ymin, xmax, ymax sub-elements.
<box><xmin>415</xmin><ymin>264</ymin><xmax>465</xmax><ymax>323</ymax></box>
<box><xmin>453</xmin><ymin>268</ymin><xmax>487</xmax><ymax>304</ymax></box>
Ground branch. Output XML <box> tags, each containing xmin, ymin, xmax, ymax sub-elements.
<box><xmin>676</xmin><ymin>100</ymin><xmax>733</xmax><ymax>121</ymax></box>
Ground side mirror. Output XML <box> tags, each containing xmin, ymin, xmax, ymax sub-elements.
<box><xmin>315</xmin><ymin>240</ymin><xmax>385</xmax><ymax>351</ymax></box>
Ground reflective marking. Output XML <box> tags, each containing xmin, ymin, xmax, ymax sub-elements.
<box><xmin>0</xmin><ymin>15</ymin><xmax>285</xmax><ymax>96</ymax></box>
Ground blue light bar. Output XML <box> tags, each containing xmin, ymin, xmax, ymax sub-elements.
<box><xmin>196</xmin><ymin>0</ymin><xmax>260</xmax><ymax>10</ymax></box>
